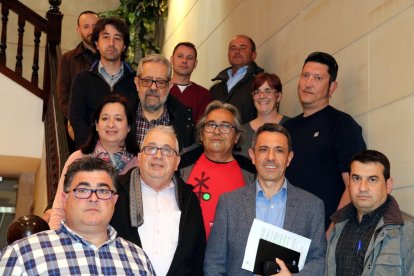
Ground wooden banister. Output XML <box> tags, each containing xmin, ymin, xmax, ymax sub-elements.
<box><xmin>0</xmin><ymin>0</ymin><xmax>49</xmax><ymax>99</ymax></box>
<box><xmin>2</xmin><ymin>0</ymin><xmax>47</xmax><ymax>30</ymax></box>
<box><xmin>0</xmin><ymin>0</ymin><xmax>68</xmax><ymax>207</ymax></box>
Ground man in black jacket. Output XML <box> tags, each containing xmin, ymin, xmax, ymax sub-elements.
<box><xmin>134</xmin><ymin>54</ymin><xmax>195</xmax><ymax>150</ymax></box>
<box><xmin>110</xmin><ymin>125</ymin><xmax>206</xmax><ymax>276</ymax></box>
<box><xmin>69</xmin><ymin>17</ymin><xmax>137</xmax><ymax>148</ymax></box>
<box><xmin>210</xmin><ymin>34</ymin><xmax>264</xmax><ymax>124</ymax></box>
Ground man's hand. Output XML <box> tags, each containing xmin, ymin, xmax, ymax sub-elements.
<box><xmin>42</xmin><ymin>209</ymin><xmax>52</xmax><ymax>223</ymax></box>
<box><xmin>271</xmin><ymin>258</ymin><xmax>292</xmax><ymax>276</ymax></box>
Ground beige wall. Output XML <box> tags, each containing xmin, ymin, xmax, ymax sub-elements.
<box><xmin>17</xmin><ymin>0</ymin><xmax>120</xmax><ymax>52</ymax></box>
<box><xmin>163</xmin><ymin>0</ymin><xmax>414</xmax><ymax>214</ymax></box>
<box><xmin>0</xmin><ymin>74</ymin><xmax>44</xmax><ymax>159</ymax></box>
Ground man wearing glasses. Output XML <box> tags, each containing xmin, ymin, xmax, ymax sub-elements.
<box><xmin>110</xmin><ymin>125</ymin><xmax>206</xmax><ymax>276</ymax></box>
<box><xmin>0</xmin><ymin>157</ymin><xmax>156</xmax><ymax>275</ymax></box>
<box><xmin>134</xmin><ymin>54</ymin><xmax>195</xmax><ymax>149</ymax></box>
<box><xmin>179</xmin><ymin>100</ymin><xmax>255</xmax><ymax>237</ymax></box>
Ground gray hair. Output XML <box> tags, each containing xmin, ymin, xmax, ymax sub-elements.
<box><xmin>63</xmin><ymin>156</ymin><xmax>118</xmax><ymax>193</ymax></box>
<box><xmin>136</xmin><ymin>54</ymin><xmax>172</xmax><ymax>80</ymax></box>
<box><xmin>142</xmin><ymin>125</ymin><xmax>180</xmax><ymax>153</ymax></box>
<box><xmin>197</xmin><ymin>100</ymin><xmax>244</xmax><ymax>144</ymax></box>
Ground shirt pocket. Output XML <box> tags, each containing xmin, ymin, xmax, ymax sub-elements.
<box><xmin>371</xmin><ymin>252</ymin><xmax>402</xmax><ymax>275</ymax></box>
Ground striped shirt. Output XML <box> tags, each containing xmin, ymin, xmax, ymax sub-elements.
<box><xmin>0</xmin><ymin>222</ymin><xmax>155</xmax><ymax>276</ymax></box>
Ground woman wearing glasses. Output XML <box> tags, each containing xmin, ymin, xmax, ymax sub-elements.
<box><xmin>47</xmin><ymin>94</ymin><xmax>139</xmax><ymax>229</ymax></box>
<box><xmin>239</xmin><ymin>72</ymin><xmax>289</xmax><ymax>157</ymax></box>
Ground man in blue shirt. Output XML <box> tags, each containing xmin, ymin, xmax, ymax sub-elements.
<box><xmin>210</xmin><ymin>35</ymin><xmax>264</xmax><ymax>124</ymax></box>
<box><xmin>0</xmin><ymin>157</ymin><xmax>155</xmax><ymax>275</ymax></box>
<box><xmin>204</xmin><ymin>123</ymin><xmax>326</xmax><ymax>275</ymax></box>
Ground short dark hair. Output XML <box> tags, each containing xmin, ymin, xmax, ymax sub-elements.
<box><xmin>92</xmin><ymin>17</ymin><xmax>130</xmax><ymax>60</ymax></box>
<box><xmin>173</xmin><ymin>42</ymin><xmax>197</xmax><ymax>59</ymax></box>
<box><xmin>63</xmin><ymin>157</ymin><xmax>118</xmax><ymax>192</ymax></box>
<box><xmin>251</xmin><ymin>123</ymin><xmax>292</xmax><ymax>152</ymax></box>
<box><xmin>304</xmin><ymin>52</ymin><xmax>338</xmax><ymax>83</ymax></box>
<box><xmin>77</xmin><ymin>11</ymin><xmax>99</xmax><ymax>26</ymax></box>
<box><xmin>80</xmin><ymin>93</ymin><xmax>139</xmax><ymax>156</ymax></box>
<box><xmin>350</xmin><ymin>150</ymin><xmax>391</xmax><ymax>180</ymax></box>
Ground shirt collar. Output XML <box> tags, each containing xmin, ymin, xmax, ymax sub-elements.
<box><xmin>141</xmin><ymin>178</ymin><xmax>175</xmax><ymax>193</ymax></box>
<box><xmin>256</xmin><ymin>178</ymin><xmax>288</xmax><ymax>199</ymax></box>
<box><xmin>98</xmin><ymin>60</ymin><xmax>124</xmax><ymax>77</ymax></box>
<box><xmin>227</xmin><ymin>65</ymin><xmax>248</xmax><ymax>78</ymax></box>
<box><xmin>351</xmin><ymin>197</ymin><xmax>389</xmax><ymax>226</ymax></box>
<box><xmin>60</xmin><ymin>221</ymin><xmax>117</xmax><ymax>249</ymax></box>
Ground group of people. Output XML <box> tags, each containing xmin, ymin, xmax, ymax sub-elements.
<box><xmin>0</xmin><ymin>10</ymin><xmax>413</xmax><ymax>276</ymax></box>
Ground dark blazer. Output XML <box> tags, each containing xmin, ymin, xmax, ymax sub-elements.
<box><xmin>165</xmin><ymin>94</ymin><xmax>195</xmax><ymax>150</ymax></box>
<box><xmin>204</xmin><ymin>180</ymin><xmax>326</xmax><ymax>275</ymax></box>
<box><xmin>110</xmin><ymin>168</ymin><xmax>206</xmax><ymax>276</ymax></box>
<box><xmin>210</xmin><ymin>62</ymin><xmax>264</xmax><ymax>124</ymax></box>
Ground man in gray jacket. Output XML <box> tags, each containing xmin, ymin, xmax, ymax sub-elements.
<box><xmin>326</xmin><ymin>150</ymin><xmax>414</xmax><ymax>275</ymax></box>
<box><xmin>204</xmin><ymin>123</ymin><xmax>326</xmax><ymax>275</ymax></box>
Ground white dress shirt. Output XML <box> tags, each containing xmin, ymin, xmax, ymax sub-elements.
<box><xmin>138</xmin><ymin>180</ymin><xmax>181</xmax><ymax>276</ymax></box>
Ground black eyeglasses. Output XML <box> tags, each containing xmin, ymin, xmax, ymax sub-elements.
<box><xmin>138</xmin><ymin>77</ymin><xmax>169</xmax><ymax>89</ymax></box>
<box><xmin>141</xmin><ymin>146</ymin><xmax>178</xmax><ymax>157</ymax></box>
<box><xmin>251</xmin><ymin>89</ymin><xmax>277</xmax><ymax>97</ymax></box>
<box><xmin>203</xmin><ymin>122</ymin><xmax>235</xmax><ymax>134</ymax></box>
<box><xmin>72</xmin><ymin>188</ymin><xmax>116</xmax><ymax>200</ymax></box>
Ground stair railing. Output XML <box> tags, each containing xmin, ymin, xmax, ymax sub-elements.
<box><xmin>0</xmin><ymin>0</ymin><xmax>68</xmax><ymax>206</ymax></box>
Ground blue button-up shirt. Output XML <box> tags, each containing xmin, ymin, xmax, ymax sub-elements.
<box><xmin>226</xmin><ymin>65</ymin><xmax>248</xmax><ymax>92</ymax></box>
<box><xmin>256</xmin><ymin>179</ymin><xmax>288</xmax><ymax>228</ymax></box>
<box><xmin>98</xmin><ymin>61</ymin><xmax>124</xmax><ymax>88</ymax></box>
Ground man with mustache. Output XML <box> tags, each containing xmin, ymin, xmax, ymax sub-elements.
<box><xmin>210</xmin><ymin>35</ymin><xmax>264</xmax><ymax>124</ymax></box>
<box><xmin>69</xmin><ymin>17</ymin><xmax>137</xmax><ymax>148</ymax></box>
<box><xmin>179</xmin><ymin>100</ymin><xmax>255</xmax><ymax>238</ymax></box>
<box><xmin>134</xmin><ymin>54</ymin><xmax>195</xmax><ymax>149</ymax></box>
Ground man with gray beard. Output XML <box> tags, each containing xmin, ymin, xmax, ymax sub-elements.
<box><xmin>134</xmin><ymin>54</ymin><xmax>195</xmax><ymax>150</ymax></box>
